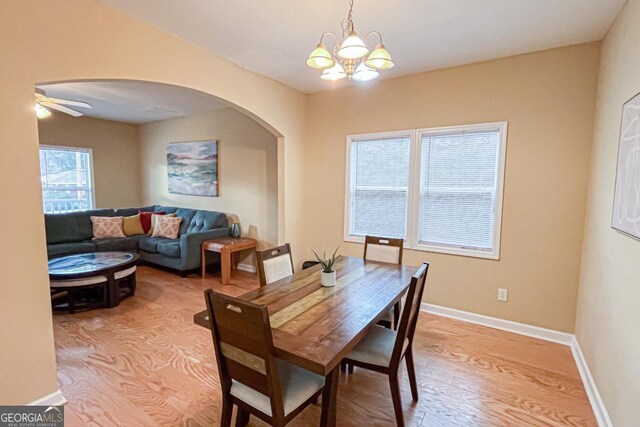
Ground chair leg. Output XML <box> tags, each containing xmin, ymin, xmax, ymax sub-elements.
<box><xmin>220</xmin><ymin>397</ymin><xmax>232</xmax><ymax>427</ymax></box>
<box><xmin>393</xmin><ymin>301</ymin><xmax>401</xmax><ymax>330</ymax></box>
<box><xmin>389</xmin><ymin>372</ymin><xmax>405</xmax><ymax>427</ymax></box>
<box><xmin>348</xmin><ymin>363</ymin><xmax>354</xmax><ymax>374</ymax></box>
<box><xmin>405</xmin><ymin>348</ymin><xmax>419</xmax><ymax>402</ymax></box>
<box><xmin>235</xmin><ymin>407</ymin><xmax>250</xmax><ymax>427</ymax></box>
<box><xmin>341</xmin><ymin>360</ymin><xmax>347</xmax><ymax>373</ymax></box>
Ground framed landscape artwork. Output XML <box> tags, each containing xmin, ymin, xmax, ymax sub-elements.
<box><xmin>612</xmin><ymin>91</ymin><xmax>640</xmax><ymax>240</ymax></box>
<box><xmin>167</xmin><ymin>140</ymin><xmax>218</xmax><ymax>197</ymax></box>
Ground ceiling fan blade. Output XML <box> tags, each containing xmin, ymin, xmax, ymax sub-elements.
<box><xmin>47</xmin><ymin>97</ymin><xmax>92</xmax><ymax>109</ymax></box>
<box><xmin>40</xmin><ymin>100</ymin><xmax>84</xmax><ymax>117</ymax></box>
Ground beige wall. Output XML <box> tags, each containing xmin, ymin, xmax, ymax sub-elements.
<box><xmin>575</xmin><ymin>0</ymin><xmax>640</xmax><ymax>425</ymax></box>
<box><xmin>38</xmin><ymin>112</ymin><xmax>141</xmax><ymax>208</ymax></box>
<box><xmin>304</xmin><ymin>43</ymin><xmax>601</xmax><ymax>333</ymax></box>
<box><xmin>139</xmin><ymin>109</ymin><xmax>278</xmax><ymax>264</ymax></box>
<box><xmin>0</xmin><ymin>0</ymin><xmax>306</xmax><ymax>405</ymax></box>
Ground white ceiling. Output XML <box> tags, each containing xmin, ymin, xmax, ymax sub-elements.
<box><xmin>38</xmin><ymin>81</ymin><xmax>228</xmax><ymax>124</ymax></box>
<box><xmin>99</xmin><ymin>0</ymin><xmax>625</xmax><ymax>93</ymax></box>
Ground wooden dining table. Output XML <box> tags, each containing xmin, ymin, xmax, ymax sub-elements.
<box><xmin>194</xmin><ymin>255</ymin><xmax>417</xmax><ymax>426</ymax></box>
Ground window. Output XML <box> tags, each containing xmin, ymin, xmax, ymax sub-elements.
<box><xmin>345</xmin><ymin>122</ymin><xmax>507</xmax><ymax>260</ymax></box>
<box><xmin>347</xmin><ymin>133</ymin><xmax>412</xmax><ymax>240</ymax></box>
<box><xmin>39</xmin><ymin>146</ymin><xmax>94</xmax><ymax>213</ymax></box>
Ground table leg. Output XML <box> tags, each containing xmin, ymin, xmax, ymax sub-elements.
<box><xmin>201</xmin><ymin>246</ymin><xmax>206</xmax><ymax>278</ymax></box>
<box><xmin>68</xmin><ymin>289</ymin><xmax>76</xmax><ymax>314</ymax></box>
<box><xmin>221</xmin><ymin>248</ymin><xmax>231</xmax><ymax>285</ymax></box>
<box><xmin>106</xmin><ymin>273</ymin><xmax>119</xmax><ymax>308</ymax></box>
<box><xmin>320</xmin><ymin>367</ymin><xmax>339</xmax><ymax>427</ymax></box>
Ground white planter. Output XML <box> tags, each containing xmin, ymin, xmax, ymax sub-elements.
<box><xmin>321</xmin><ymin>270</ymin><xmax>336</xmax><ymax>287</ymax></box>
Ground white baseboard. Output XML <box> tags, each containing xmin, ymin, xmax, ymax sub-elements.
<box><xmin>571</xmin><ymin>337</ymin><xmax>613</xmax><ymax>427</ymax></box>
<box><xmin>237</xmin><ymin>263</ymin><xmax>257</xmax><ymax>273</ymax></box>
<box><xmin>421</xmin><ymin>303</ymin><xmax>610</xmax><ymax>426</ymax></box>
<box><xmin>28</xmin><ymin>389</ymin><xmax>66</xmax><ymax>406</ymax></box>
<box><xmin>421</xmin><ymin>303</ymin><xmax>574</xmax><ymax>345</ymax></box>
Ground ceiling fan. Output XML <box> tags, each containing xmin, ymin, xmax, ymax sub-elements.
<box><xmin>35</xmin><ymin>88</ymin><xmax>92</xmax><ymax>119</ymax></box>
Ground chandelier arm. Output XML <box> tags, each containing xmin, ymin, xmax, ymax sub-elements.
<box><xmin>319</xmin><ymin>32</ymin><xmax>339</xmax><ymax>49</ymax></box>
<box><xmin>365</xmin><ymin>31</ymin><xmax>383</xmax><ymax>45</ymax></box>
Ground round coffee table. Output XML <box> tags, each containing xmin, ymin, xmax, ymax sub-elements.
<box><xmin>49</xmin><ymin>252</ymin><xmax>140</xmax><ymax>313</ymax></box>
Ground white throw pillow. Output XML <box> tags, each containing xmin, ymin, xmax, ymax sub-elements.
<box><xmin>151</xmin><ymin>215</ymin><xmax>182</xmax><ymax>239</ymax></box>
<box><xmin>91</xmin><ymin>216</ymin><xmax>126</xmax><ymax>239</ymax></box>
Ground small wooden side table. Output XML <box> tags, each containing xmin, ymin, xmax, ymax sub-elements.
<box><xmin>201</xmin><ymin>237</ymin><xmax>258</xmax><ymax>284</ymax></box>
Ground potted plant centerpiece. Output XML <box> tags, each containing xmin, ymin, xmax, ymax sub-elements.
<box><xmin>312</xmin><ymin>247</ymin><xmax>339</xmax><ymax>287</ymax></box>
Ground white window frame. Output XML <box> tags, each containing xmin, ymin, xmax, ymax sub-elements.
<box><xmin>344</xmin><ymin>122</ymin><xmax>508</xmax><ymax>260</ymax></box>
<box><xmin>343</xmin><ymin>129</ymin><xmax>416</xmax><ymax>246</ymax></box>
<box><xmin>40</xmin><ymin>145</ymin><xmax>96</xmax><ymax>212</ymax></box>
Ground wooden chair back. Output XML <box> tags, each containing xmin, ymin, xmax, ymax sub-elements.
<box><xmin>204</xmin><ymin>289</ymin><xmax>286</xmax><ymax>418</ymax></box>
<box><xmin>363</xmin><ymin>235</ymin><xmax>404</xmax><ymax>264</ymax></box>
<box><xmin>392</xmin><ymin>263</ymin><xmax>429</xmax><ymax>364</ymax></box>
<box><xmin>256</xmin><ymin>243</ymin><xmax>294</xmax><ymax>287</ymax></box>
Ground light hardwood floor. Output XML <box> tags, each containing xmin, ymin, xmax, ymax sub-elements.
<box><xmin>53</xmin><ymin>265</ymin><xmax>596</xmax><ymax>426</ymax></box>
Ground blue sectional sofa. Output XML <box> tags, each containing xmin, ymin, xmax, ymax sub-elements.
<box><xmin>45</xmin><ymin>205</ymin><xmax>230</xmax><ymax>275</ymax></box>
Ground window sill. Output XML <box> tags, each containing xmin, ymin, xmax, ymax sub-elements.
<box><xmin>344</xmin><ymin>236</ymin><xmax>500</xmax><ymax>260</ymax></box>
<box><xmin>411</xmin><ymin>244</ymin><xmax>500</xmax><ymax>260</ymax></box>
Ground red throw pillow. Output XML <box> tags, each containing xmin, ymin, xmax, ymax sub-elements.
<box><xmin>139</xmin><ymin>210</ymin><xmax>165</xmax><ymax>234</ymax></box>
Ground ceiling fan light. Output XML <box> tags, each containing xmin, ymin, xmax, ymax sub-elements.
<box><xmin>321</xmin><ymin>63</ymin><xmax>347</xmax><ymax>81</ymax></box>
<box><xmin>306</xmin><ymin>42</ymin><xmax>335</xmax><ymax>69</ymax></box>
<box><xmin>365</xmin><ymin>43</ymin><xmax>394</xmax><ymax>70</ymax></box>
<box><xmin>35</xmin><ymin>103</ymin><xmax>52</xmax><ymax>119</ymax></box>
<box><xmin>337</xmin><ymin>31</ymin><xmax>369</xmax><ymax>60</ymax></box>
<box><xmin>352</xmin><ymin>63</ymin><xmax>379</xmax><ymax>82</ymax></box>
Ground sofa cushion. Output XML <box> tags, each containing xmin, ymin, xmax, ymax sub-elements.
<box><xmin>47</xmin><ymin>242</ymin><xmax>96</xmax><ymax>258</ymax></box>
<box><xmin>45</xmin><ymin>209</ymin><xmax>115</xmax><ymax>244</ymax></box>
<box><xmin>138</xmin><ymin>237</ymin><xmax>178</xmax><ymax>253</ymax></box>
<box><xmin>187</xmin><ymin>210</ymin><xmax>228</xmax><ymax>233</ymax></box>
<box><xmin>94</xmin><ymin>238</ymin><xmax>138</xmax><ymax>252</ymax></box>
<box><xmin>115</xmin><ymin>206</ymin><xmax>155</xmax><ymax>217</ymax></box>
<box><xmin>157</xmin><ymin>241</ymin><xmax>181</xmax><ymax>258</ymax></box>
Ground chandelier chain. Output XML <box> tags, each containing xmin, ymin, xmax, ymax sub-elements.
<box><xmin>342</xmin><ymin>0</ymin><xmax>355</xmax><ymax>37</ymax></box>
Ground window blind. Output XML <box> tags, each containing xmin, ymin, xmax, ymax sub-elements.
<box><xmin>418</xmin><ymin>130</ymin><xmax>500</xmax><ymax>251</ymax></box>
<box><xmin>350</xmin><ymin>136</ymin><xmax>410</xmax><ymax>239</ymax></box>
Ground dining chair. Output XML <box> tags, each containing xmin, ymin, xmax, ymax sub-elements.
<box><xmin>364</xmin><ymin>235</ymin><xmax>404</xmax><ymax>329</ymax></box>
<box><xmin>342</xmin><ymin>262</ymin><xmax>429</xmax><ymax>427</ymax></box>
<box><xmin>204</xmin><ymin>289</ymin><xmax>326</xmax><ymax>427</ymax></box>
<box><xmin>256</xmin><ymin>243</ymin><xmax>294</xmax><ymax>287</ymax></box>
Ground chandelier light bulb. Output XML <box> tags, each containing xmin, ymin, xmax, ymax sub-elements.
<box><xmin>352</xmin><ymin>62</ymin><xmax>379</xmax><ymax>82</ymax></box>
<box><xmin>321</xmin><ymin>63</ymin><xmax>347</xmax><ymax>81</ymax></box>
<box><xmin>365</xmin><ymin>43</ymin><xmax>394</xmax><ymax>70</ymax></box>
<box><xmin>338</xmin><ymin>31</ymin><xmax>369</xmax><ymax>60</ymax></box>
<box><xmin>306</xmin><ymin>42</ymin><xmax>335</xmax><ymax>69</ymax></box>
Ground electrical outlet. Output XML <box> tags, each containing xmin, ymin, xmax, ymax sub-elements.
<box><xmin>498</xmin><ymin>288</ymin><xmax>508</xmax><ymax>302</ymax></box>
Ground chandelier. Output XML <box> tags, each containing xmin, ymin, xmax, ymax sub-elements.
<box><xmin>306</xmin><ymin>0</ymin><xmax>394</xmax><ymax>82</ymax></box>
